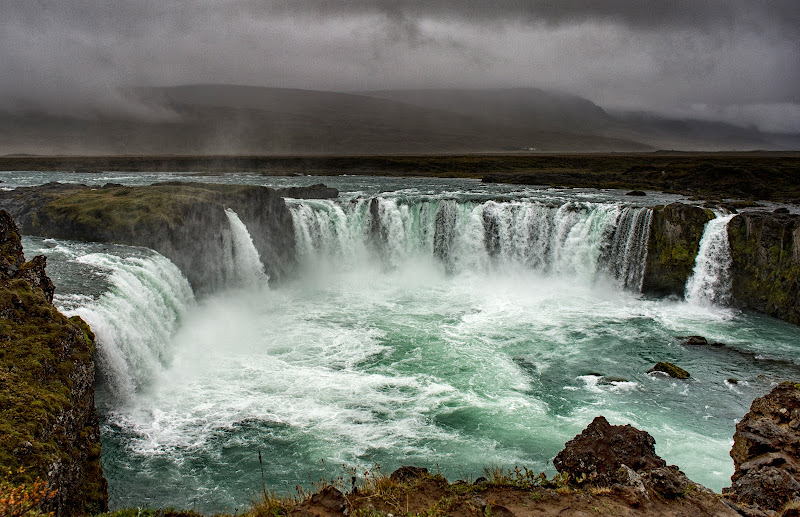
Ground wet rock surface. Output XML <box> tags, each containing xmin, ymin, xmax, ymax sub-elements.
<box><xmin>727</xmin><ymin>382</ymin><xmax>800</xmax><ymax>513</ymax></box>
<box><xmin>727</xmin><ymin>211</ymin><xmax>800</xmax><ymax>325</ymax></box>
<box><xmin>647</xmin><ymin>361</ymin><xmax>691</xmax><ymax>379</ymax></box>
<box><xmin>642</xmin><ymin>202</ymin><xmax>713</xmax><ymax>297</ymax></box>
<box><xmin>0</xmin><ymin>210</ymin><xmax>107</xmax><ymax>515</ymax></box>
<box><xmin>553</xmin><ymin>416</ymin><xmax>666</xmax><ymax>485</ymax></box>
<box><xmin>277</xmin><ymin>183</ymin><xmax>339</xmax><ymax>199</ymax></box>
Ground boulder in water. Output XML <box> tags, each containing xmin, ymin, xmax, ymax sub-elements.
<box><xmin>553</xmin><ymin>416</ymin><xmax>666</xmax><ymax>485</ymax></box>
<box><xmin>647</xmin><ymin>361</ymin><xmax>690</xmax><ymax>379</ymax></box>
<box><xmin>626</xmin><ymin>190</ymin><xmax>647</xmax><ymax>196</ymax></box>
<box><xmin>679</xmin><ymin>335</ymin><xmax>708</xmax><ymax>346</ymax></box>
<box><xmin>726</xmin><ymin>382</ymin><xmax>800</xmax><ymax>512</ymax></box>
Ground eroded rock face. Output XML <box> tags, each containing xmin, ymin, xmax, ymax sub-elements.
<box><xmin>728</xmin><ymin>211</ymin><xmax>800</xmax><ymax>325</ymax></box>
<box><xmin>0</xmin><ymin>182</ymin><xmax>297</xmax><ymax>293</ymax></box>
<box><xmin>553</xmin><ymin>416</ymin><xmax>666</xmax><ymax>485</ymax></box>
<box><xmin>0</xmin><ymin>210</ymin><xmax>107</xmax><ymax>515</ymax></box>
<box><xmin>290</xmin><ymin>486</ymin><xmax>348</xmax><ymax>517</ymax></box>
<box><xmin>0</xmin><ymin>210</ymin><xmax>24</xmax><ymax>277</ymax></box>
<box><xmin>727</xmin><ymin>382</ymin><xmax>800</xmax><ymax>512</ymax></box>
<box><xmin>642</xmin><ymin>202</ymin><xmax>713</xmax><ymax>297</ymax></box>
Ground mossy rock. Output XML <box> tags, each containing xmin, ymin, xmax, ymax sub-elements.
<box><xmin>641</xmin><ymin>203</ymin><xmax>713</xmax><ymax>297</ymax></box>
<box><xmin>648</xmin><ymin>362</ymin><xmax>690</xmax><ymax>379</ymax></box>
<box><xmin>0</xmin><ymin>210</ymin><xmax>108</xmax><ymax>514</ymax></box>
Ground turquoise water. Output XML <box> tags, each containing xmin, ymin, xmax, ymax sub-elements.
<box><xmin>13</xmin><ymin>174</ymin><xmax>800</xmax><ymax>513</ymax></box>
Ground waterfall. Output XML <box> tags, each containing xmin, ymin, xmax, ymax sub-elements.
<box><xmin>66</xmin><ymin>252</ymin><xmax>195</xmax><ymax>404</ymax></box>
<box><xmin>224</xmin><ymin>208</ymin><xmax>270</xmax><ymax>289</ymax></box>
<box><xmin>288</xmin><ymin>197</ymin><xmax>653</xmax><ymax>290</ymax></box>
<box><xmin>602</xmin><ymin>207</ymin><xmax>654</xmax><ymax>291</ymax></box>
<box><xmin>685</xmin><ymin>212</ymin><xmax>736</xmax><ymax>306</ymax></box>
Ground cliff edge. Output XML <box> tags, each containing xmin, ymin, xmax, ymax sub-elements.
<box><xmin>0</xmin><ymin>182</ymin><xmax>305</xmax><ymax>293</ymax></box>
<box><xmin>0</xmin><ymin>210</ymin><xmax>108</xmax><ymax>516</ymax></box>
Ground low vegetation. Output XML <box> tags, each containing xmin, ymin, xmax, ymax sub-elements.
<box><xmin>1</xmin><ymin>152</ymin><xmax>799</xmax><ymax>201</ymax></box>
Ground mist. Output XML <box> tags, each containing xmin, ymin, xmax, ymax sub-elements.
<box><xmin>1</xmin><ymin>1</ymin><xmax>798</xmax><ymax>145</ymax></box>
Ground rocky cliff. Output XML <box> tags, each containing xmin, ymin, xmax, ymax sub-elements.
<box><xmin>642</xmin><ymin>202</ymin><xmax>713</xmax><ymax>296</ymax></box>
<box><xmin>726</xmin><ymin>382</ymin><xmax>800</xmax><ymax>515</ymax></box>
<box><xmin>0</xmin><ymin>182</ymin><xmax>307</xmax><ymax>293</ymax></box>
<box><xmin>0</xmin><ymin>210</ymin><xmax>108</xmax><ymax>516</ymax></box>
<box><xmin>728</xmin><ymin>211</ymin><xmax>800</xmax><ymax>325</ymax></box>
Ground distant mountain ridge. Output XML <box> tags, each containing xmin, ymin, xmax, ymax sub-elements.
<box><xmin>0</xmin><ymin>84</ymin><xmax>795</xmax><ymax>154</ymax></box>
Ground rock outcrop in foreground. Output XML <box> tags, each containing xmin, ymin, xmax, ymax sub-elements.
<box><xmin>726</xmin><ymin>382</ymin><xmax>800</xmax><ymax>514</ymax></box>
<box><xmin>273</xmin><ymin>384</ymin><xmax>800</xmax><ymax>517</ymax></box>
<box><xmin>0</xmin><ymin>210</ymin><xmax>107</xmax><ymax>516</ymax></box>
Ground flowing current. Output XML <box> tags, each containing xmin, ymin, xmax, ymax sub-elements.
<box><xmin>685</xmin><ymin>213</ymin><xmax>737</xmax><ymax>306</ymax></box>
<box><xmin>13</xmin><ymin>174</ymin><xmax>800</xmax><ymax>513</ymax></box>
<box><xmin>291</xmin><ymin>197</ymin><xmax>653</xmax><ymax>290</ymax></box>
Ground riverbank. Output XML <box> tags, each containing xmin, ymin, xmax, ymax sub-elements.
<box><xmin>1</xmin><ymin>152</ymin><xmax>799</xmax><ymax>201</ymax></box>
<box><xmin>92</xmin><ymin>383</ymin><xmax>800</xmax><ymax>517</ymax></box>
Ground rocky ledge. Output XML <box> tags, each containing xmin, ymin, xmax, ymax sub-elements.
<box><xmin>726</xmin><ymin>382</ymin><xmax>800</xmax><ymax>515</ymax></box>
<box><xmin>642</xmin><ymin>202</ymin><xmax>713</xmax><ymax>297</ymax></box>
<box><xmin>0</xmin><ymin>210</ymin><xmax>107</xmax><ymax>516</ymax></box>
<box><xmin>0</xmin><ymin>182</ymin><xmax>337</xmax><ymax>293</ymax></box>
<box><xmin>641</xmin><ymin>203</ymin><xmax>800</xmax><ymax>326</ymax></box>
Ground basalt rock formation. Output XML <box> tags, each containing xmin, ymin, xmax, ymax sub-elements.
<box><xmin>0</xmin><ymin>210</ymin><xmax>107</xmax><ymax>516</ymax></box>
<box><xmin>0</xmin><ymin>182</ymin><xmax>310</xmax><ymax>293</ymax></box>
<box><xmin>728</xmin><ymin>211</ymin><xmax>800</xmax><ymax>325</ymax></box>
<box><xmin>553</xmin><ymin>416</ymin><xmax>667</xmax><ymax>486</ymax></box>
<box><xmin>726</xmin><ymin>382</ymin><xmax>800</xmax><ymax>514</ymax></box>
<box><xmin>642</xmin><ymin>202</ymin><xmax>713</xmax><ymax>296</ymax></box>
<box><xmin>640</xmin><ymin>202</ymin><xmax>800</xmax><ymax>326</ymax></box>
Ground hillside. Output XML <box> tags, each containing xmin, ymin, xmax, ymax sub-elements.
<box><xmin>363</xmin><ymin>88</ymin><xmax>797</xmax><ymax>151</ymax></box>
<box><xmin>0</xmin><ymin>85</ymin><xmax>650</xmax><ymax>155</ymax></box>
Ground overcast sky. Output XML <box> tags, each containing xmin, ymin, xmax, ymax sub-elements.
<box><xmin>2</xmin><ymin>0</ymin><xmax>799</xmax><ymax>132</ymax></box>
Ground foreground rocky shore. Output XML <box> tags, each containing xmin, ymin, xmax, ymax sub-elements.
<box><xmin>239</xmin><ymin>383</ymin><xmax>796</xmax><ymax>517</ymax></box>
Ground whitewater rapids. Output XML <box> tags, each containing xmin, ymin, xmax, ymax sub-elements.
<box><xmin>18</xmin><ymin>177</ymin><xmax>800</xmax><ymax>513</ymax></box>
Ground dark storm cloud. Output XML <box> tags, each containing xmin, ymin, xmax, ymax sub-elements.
<box><xmin>269</xmin><ymin>0</ymin><xmax>800</xmax><ymax>33</ymax></box>
<box><xmin>0</xmin><ymin>0</ymin><xmax>798</xmax><ymax>132</ymax></box>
